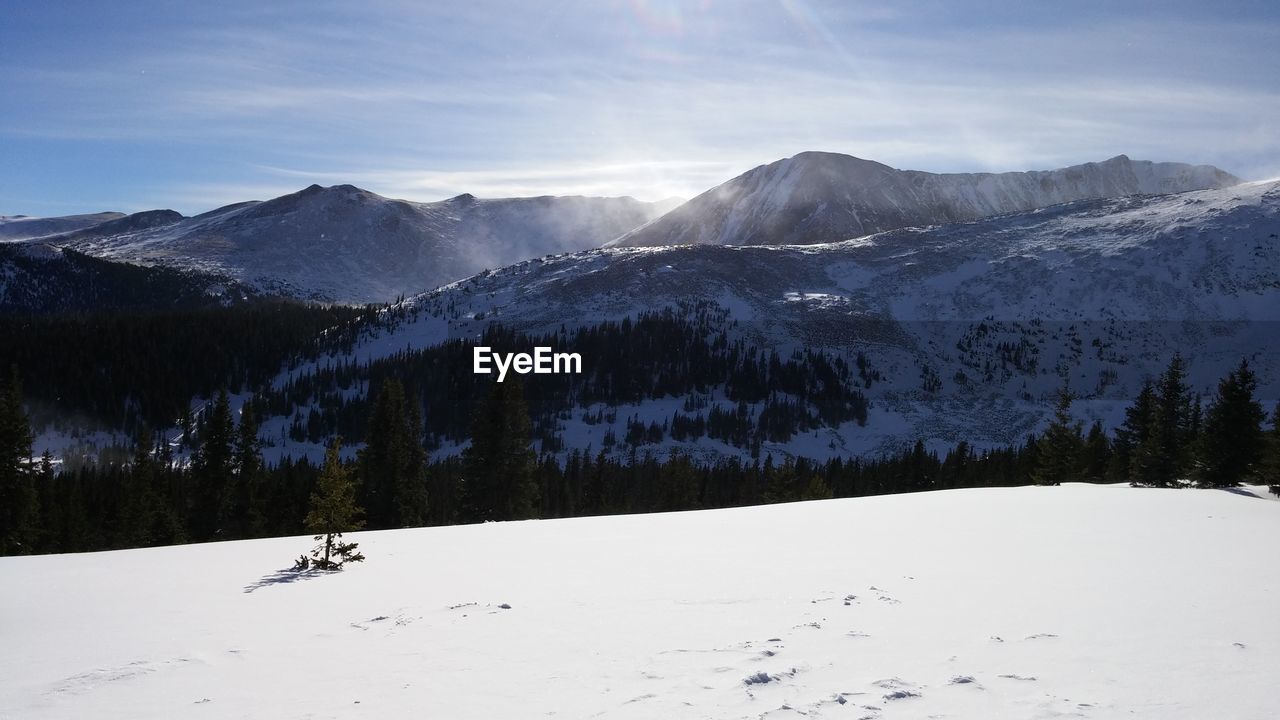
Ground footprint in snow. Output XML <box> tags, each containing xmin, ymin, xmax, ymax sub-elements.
<box><xmin>998</xmin><ymin>674</ymin><xmax>1037</xmax><ymax>681</ymax></box>
<box><xmin>743</xmin><ymin>668</ymin><xmax>799</xmax><ymax>686</ymax></box>
<box><xmin>874</xmin><ymin>677</ymin><xmax>921</xmax><ymax>700</ymax></box>
<box><xmin>50</xmin><ymin>658</ymin><xmax>199</xmax><ymax>696</ymax></box>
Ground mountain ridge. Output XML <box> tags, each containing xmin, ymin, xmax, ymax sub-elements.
<box><xmin>610</xmin><ymin>152</ymin><xmax>1241</xmax><ymax>248</ymax></box>
<box><xmin>36</xmin><ymin>185</ymin><xmax>677</xmax><ymax>304</ymax></box>
<box><xmin>0</xmin><ymin>212</ymin><xmax>127</xmax><ymax>241</ymax></box>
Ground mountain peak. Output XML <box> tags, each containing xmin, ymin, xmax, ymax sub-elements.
<box><xmin>296</xmin><ymin>183</ymin><xmax>367</xmax><ymax>196</ymax></box>
<box><xmin>612</xmin><ymin>153</ymin><xmax>1241</xmax><ymax>248</ymax></box>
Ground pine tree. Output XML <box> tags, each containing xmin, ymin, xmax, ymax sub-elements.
<box><xmin>192</xmin><ymin>390</ymin><xmax>235</xmax><ymax>540</ymax></box>
<box><xmin>1195</xmin><ymin>360</ymin><xmax>1266</xmax><ymax>487</ymax></box>
<box><xmin>1081</xmin><ymin>420</ymin><xmax>1111</xmax><ymax>483</ymax></box>
<box><xmin>357</xmin><ymin>378</ymin><xmax>427</xmax><ymax>529</ymax></box>
<box><xmin>234</xmin><ymin>403</ymin><xmax>266</xmax><ymax>537</ymax></box>
<box><xmin>939</xmin><ymin>441</ymin><xmax>973</xmax><ymax>490</ymax></box>
<box><xmin>1112</xmin><ymin>381</ymin><xmax>1155</xmax><ymax>483</ymax></box>
<box><xmin>118</xmin><ymin>432</ymin><xmax>162</xmax><ymax>548</ymax></box>
<box><xmin>1132</xmin><ymin>355</ymin><xmax>1194</xmax><ymax>487</ymax></box>
<box><xmin>0</xmin><ymin>368</ymin><xmax>38</xmax><ymax>555</ymax></box>
<box><xmin>152</xmin><ymin>434</ymin><xmax>187</xmax><ymax>545</ymax></box>
<box><xmin>1030</xmin><ymin>383</ymin><xmax>1082</xmax><ymax>486</ymax></box>
<box><xmin>462</xmin><ymin>380</ymin><xmax>538</xmax><ymax>522</ymax></box>
<box><xmin>656</xmin><ymin>450</ymin><xmax>701</xmax><ymax>510</ymax></box>
<box><xmin>303</xmin><ymin>438</ymin><xmax>366</xmax><ymax>570</ymax></box>
<box><xmin>762</xmin><ymin>454</ymin><xmax>797</xmax><ymax>503</ymax></box>
<box><xmin>799</xmin><ymin>472</ymin><xmax>834</xmax><ymax>501</ymax></box>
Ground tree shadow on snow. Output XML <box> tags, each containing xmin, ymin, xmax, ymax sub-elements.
<box><xmin>243</xmin><ymin>567</ymin><xmax>330</xmax><ymax>594</ymax></box>
<box><xmin>1218</xmin><ymin>486</ymin><xmax>1264</xmax><ymax>499</ymax></box>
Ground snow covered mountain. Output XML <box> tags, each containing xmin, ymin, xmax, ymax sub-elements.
<box><xmin>609</xmin><ymin>153</ymin><xmax>1241</xmax><ymax>248</ymax></box>
<box><xmin>43</xmin><ymin>186</ymin><xmax>678</xmax><ymax>304</ymax></box>
<box><xmin>3</xmin><ymin>483</ymin><xmax>1278</xmax><ymax>719</ymax></box>
<box><xmin>0</xmin><ymin>212</ymin><xmax>125</xmax><ymax>241</ymax></box>
<box><xmin>253</xmin><ymin>179</ymin><xmax>1280</xmax><ymax>464</ymax></box>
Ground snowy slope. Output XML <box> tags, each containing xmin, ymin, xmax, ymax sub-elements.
<box><xmin>610</xmin><ymin>153</ymin><xmax>1241</xmax><ymax>247</ymax></box>
<box><xmin>0</xmin><ymin>212</ymin><xmax>125</xmax><ymax>241</ymax></box>
<box><xmin>44</xmin><ymin>186</ymin><xmax>676</xmax><ymax>303</ymax></box>
<box><xmin>2</xmin><ymin>484</ymin><xmax>1277</xmax><ymax>719</ymax></box>
<box><xmin>254</xmin><ymin>179</ymin><xmax>1280</xmax><ymax>463</ymax></box>
<box><xmin>0</xmin><ymin>242</ymin><xmax>257</xmax><ymax>313</ymax></box>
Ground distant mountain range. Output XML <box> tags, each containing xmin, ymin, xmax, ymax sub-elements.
<box><xmin>15</xmin><ymin>187</ymin><xmax>677</xmax><ymax>304</ymax></box>
<box><xmin>1</xmin><ymin>152</ymin><xmax>1243</xmax><ymax>308</ymax></box>
<box><xmin>609</xmin><ymin>153</ymin><xmax>1240</xmax><ymax>247</ymax></box>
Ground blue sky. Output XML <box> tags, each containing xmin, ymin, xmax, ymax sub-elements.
<box><xmin>2</xmin><ymin>0</ymin><xmax>1278</xmax><ymax>216</ymax></box>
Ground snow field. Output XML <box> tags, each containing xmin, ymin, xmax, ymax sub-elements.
<box><xmin>2</xmin><ymin>483</ymin><xmax>1278</xmax><ymax>719</ymax></box>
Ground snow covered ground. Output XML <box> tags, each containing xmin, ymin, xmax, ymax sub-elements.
<box><xmin>3</xmin><ymin>483</ymin><xmax>1277</xmax><ymax>719</ymax></box>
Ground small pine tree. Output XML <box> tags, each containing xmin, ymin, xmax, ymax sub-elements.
<box><xmin>1195</xmin><ymin>360</ymin><xmax>1266</xmax><ymax>487</ymax></box>
<box><xmin>303</xmin><ymin>439</ymin><xmax>366</xmax><ymax>570</ymax></box>
<box><xmin>1031</xmin><ymin>383</ymin><xmax>1082</xmax><ymax>486</ymax></box>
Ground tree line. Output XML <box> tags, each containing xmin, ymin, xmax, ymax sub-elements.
<box><xmin>1031</xmin><ymin>354</ymin><xmax>1280</xmax><ymax>488</ymax></box>
<box><xmin>3</xmin><ymin>353</ymin><xmax>1277</xmax><ymax>557</ymax></box>
<box><xmin>1</xmin><ymin>300</ymin><xmax>374</xmax><ymax>431</ymax></box>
